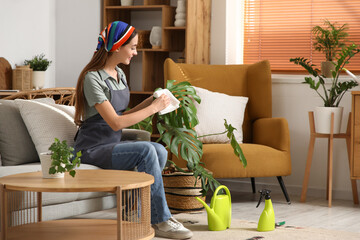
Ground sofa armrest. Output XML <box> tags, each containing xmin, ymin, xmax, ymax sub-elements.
<box><xmin>122</xmin><ymin>129</ymin><xmax>151</xmax><ymax>141</ymax></box>
<box><xmin>253</xmin><ymin>117</ymin><xmax>290</xmax><ymax>151</ymax></box>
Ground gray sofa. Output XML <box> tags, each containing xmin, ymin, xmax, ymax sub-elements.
<box><xmin>0</xmin><ymin>88</ymin><xmax>150</xmax><ymax>221</ymax></box>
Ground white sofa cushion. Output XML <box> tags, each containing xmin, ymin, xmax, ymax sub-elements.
<box><xmin>0</xmin><ymin>98</ymin><xmax>55</xmax><ymax>165</ymax></box>
<box><xmin>193</xmin><ymin>86</ymin><xmax>248</xmax><ymax>144</ymax></box>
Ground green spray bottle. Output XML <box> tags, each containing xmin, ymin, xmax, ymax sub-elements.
<box><xmin>256</xmin><ymin>189</ymin><xmax>275</xmax><ymax>232</ymax></box>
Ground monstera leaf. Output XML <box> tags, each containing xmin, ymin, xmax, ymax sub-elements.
<box><xmin>225</xmin><ymin>119</ymin><xmax>247</xmax><ymax>167</ymax></box>
<box><xmin>157</xmin><ymin>124</ymin><xmax>202</xmax><ymax>169</ymax></box>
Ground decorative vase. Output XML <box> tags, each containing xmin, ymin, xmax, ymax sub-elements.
<box><xmin>149</xmin><ymin>26</ymin><xmax>162</xmax><ymax>49</ymax></box>
<box><xmin>40</xmin><ymin>152</ymin><xmax>64</xmax><ymax>178</ymax></box>
<box><xmin>121</xmin><ymin>0</ymin><xmax>133</xmax><ymax>6</ymax></box>
<box><xmin>174</xmin><ymin>0</ymin><xmax>186</xmax><ymax>27</ymax></box>
<box><xmin>32</xmin><ymin>71</ymin><xmax>45</xmax><ymax>90</ymax></box>
<box><xmin>314</xmin><ymin>106</ymin><xmax>343</xmax><ymax>134</ymax></box>
<box><xmin>321</xmin><ymin>61</ymin><xmax>335</xmax><ymax>78</ymax></box>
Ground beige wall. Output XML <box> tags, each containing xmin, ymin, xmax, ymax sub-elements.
<box><xmin>0</xmin><ymin>0</ymin><xmax>56</xmax><ymax>88</ymax></box>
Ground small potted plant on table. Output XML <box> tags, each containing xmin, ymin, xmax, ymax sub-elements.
<box><xmin>40</xmin><ymin>138</ymin><xmax>81</xmax><ymax>178</ymax></box>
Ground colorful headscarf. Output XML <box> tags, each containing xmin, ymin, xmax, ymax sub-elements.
<box><xmin>96</xmin><ymin>21</ymin><xmax>135</xmax><ymax>52</ymax></box>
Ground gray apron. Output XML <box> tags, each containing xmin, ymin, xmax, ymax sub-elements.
<box><xmin>74</xmin><ymin>75</ymin><xmax>130</xmax><ymax>169</ymax></box>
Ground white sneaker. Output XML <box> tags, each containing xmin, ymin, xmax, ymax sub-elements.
<box><xmin>153</xmin><ymin>217</ymin><xmax>193</xmax><ymax>239</ymax></box>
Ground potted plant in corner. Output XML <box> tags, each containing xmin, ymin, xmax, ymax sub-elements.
<box><xmin>290</xmin><ymin>43</ymin><xmax>360</xmax><ymax>134</ymax></box>
<box><xmin>24</xmin><ymin>53</ymin><xmax>52</xmax><ymax>90</ymax></box>
<box><xmin>40</xmin><ymin>138</ymin><xmax>81</xmax><ymax>178</ymax></box>
<box><xmin>312</xmin><ymin>20</ymin><xmax>349</xmax><ymax>78</ymax></box>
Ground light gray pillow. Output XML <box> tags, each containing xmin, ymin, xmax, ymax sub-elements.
<box><xmin>0</xmin><ymin>98</ymin><xmax>55</xmax><ymax>166</ymax></box>
<box><xmin>14</xmin><ymin>99</ymin><xmax>77</xmax><ymax>155</ymax></box>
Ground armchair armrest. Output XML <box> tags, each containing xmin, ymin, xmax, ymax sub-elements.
<box><xmin>122</xmin><ymin>129</ymin><xmax>151</xmax><ymax>141</ymax></box>
<box><xmin>253</xmin><ymin>118</ymin><xmax>290</xmax><ymax>151</ymax></box>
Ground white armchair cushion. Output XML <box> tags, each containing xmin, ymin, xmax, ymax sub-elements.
<box><xmin>193</xmin><ymin>86</ymin><xmax>248</xmax><ymax>144</ymax></box>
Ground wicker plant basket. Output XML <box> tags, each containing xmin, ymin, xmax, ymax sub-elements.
<box><xmin>137</xmin><ymin>30</ymin><xmax>151</xmax><ymax>49</ymax></box>
<box><xmin>162</xmin><ymin>169</ymin><xmax>207</xmax><ymax>213</ymax></box>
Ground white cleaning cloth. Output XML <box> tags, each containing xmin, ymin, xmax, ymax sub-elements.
<box><xmin>153</xmin><ymin>89</ymin><xmax>180</xmax><ymax>115</ymax></box>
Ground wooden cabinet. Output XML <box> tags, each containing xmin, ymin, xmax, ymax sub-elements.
<box><xmin>102</xmin><ymin>0</ymin><xmax>211</xmax><ymax>107</ymax></box>
<box><xmin>351</xmin><ymin>91</ymin><xmax>360</xmax><ymax>178</ymax></box>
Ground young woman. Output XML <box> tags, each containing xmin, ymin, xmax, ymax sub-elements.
<box><xmin>74</xmin><ymin>21</ymin><xmax>192</xmax><ymax>239</ymax></box>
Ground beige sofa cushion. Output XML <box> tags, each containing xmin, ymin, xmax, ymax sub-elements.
<box><xmin>0</xmin><ymin>98</ymin><xmax>55</xmax><ymax>165</ymax></box>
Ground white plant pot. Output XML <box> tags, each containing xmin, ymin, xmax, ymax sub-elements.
<box><xmin>32</xmin><ymin>71</ymin><xmax>45</xmax><ymax>90</ymax></box>
<box><xmin>121</xmin><ymin>0</ymin><xmax>133</xmax><ymax>6</ymax></box>
<box><xmin>40</xmin><ymin>152</ymin><xmax>64</xmax><ymax>178</ymax></box>
<box><xmin>314</xmin><ymin>106</ymin><xmax>343</xmax><ymax>134</ymax></box>
<box><xmin>149</xmin><ymin>26</ymin><xmax>162</xmax><ymax>49</ymax></box>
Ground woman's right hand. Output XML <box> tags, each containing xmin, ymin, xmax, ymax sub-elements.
<box><xmin>152</xmin><ymin>94</ymin><xmax>170</xmax><ymax>113</ymax></box>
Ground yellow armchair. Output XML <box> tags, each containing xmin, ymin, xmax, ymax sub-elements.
<box><xmin>164</xmin><ymin>58</ymin><xmax>292</xmax><ymax>203</ymax></box>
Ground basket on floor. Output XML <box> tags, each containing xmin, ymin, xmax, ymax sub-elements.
<box><xmin>162</xmin><ymin>170</ymin><xmax>206</xmax><ymax>213</ymax></box>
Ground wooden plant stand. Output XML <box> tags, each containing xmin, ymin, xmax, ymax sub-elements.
<box><xmin>300</xmin><ymin>111</ymin><xmax>359</xmax><ymax>207</ymax></box>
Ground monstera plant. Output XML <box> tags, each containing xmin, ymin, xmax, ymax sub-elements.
<box><xmin>133</xmin><ymin>80</ymin><xmax>247</xmax><ymax>196</ymax></box>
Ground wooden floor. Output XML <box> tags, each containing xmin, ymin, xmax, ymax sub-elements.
<box><xmin>229</xmin><ymin>191</ymin><xmax>360</xmax><ymax>233</ymax></box>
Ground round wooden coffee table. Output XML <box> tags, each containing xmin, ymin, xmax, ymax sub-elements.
<box><xmin>0</xmin><ymin>169</ymin><xmax>154</xmax><ymax>240</ymax></box>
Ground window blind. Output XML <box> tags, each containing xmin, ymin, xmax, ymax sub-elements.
<box><xmin>244</xmin><ymin>0</ymin><xmax>360</xmax><ymax>72</ymax></box>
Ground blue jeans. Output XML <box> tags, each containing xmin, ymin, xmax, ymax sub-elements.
<box><xmin>111</xmin><ymin>141</ymin><xmax>172</xmax><ymax>224</ymax></box>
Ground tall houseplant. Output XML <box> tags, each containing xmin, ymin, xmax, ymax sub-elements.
<box><xmin>312</xmin><ymin>20</ymin><xmax>349</xmax><ymax>77</ymax></box>
<box><xmin>24</xmin><ymin>53</ymin><xmax>52</xmax><ymax>90</ymax></box>
<box><xmin>137</xmin><ymin>80</ymin><xmax>246</xmax><ymax>196</ymax></box>
<box><xmin>290</xmin><ymin>43</ymin><xmax>360</xmax><ymax>133</ymax></box>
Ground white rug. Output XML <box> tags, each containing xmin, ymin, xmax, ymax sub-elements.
<box><xmin>168</xmin><ymin>212</ymin><xmax>360</xmax><ymax>240</ymax></box>
<box><xmin>73</xmin><ymin>208</ymin><xmax>360</xmax><ymax>240</ymax></box>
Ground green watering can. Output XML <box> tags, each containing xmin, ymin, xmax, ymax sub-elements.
<box><xmin>196</xmin><ymin>185</ymin><xmax>231</xmax><ymax>231</ymax></box>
